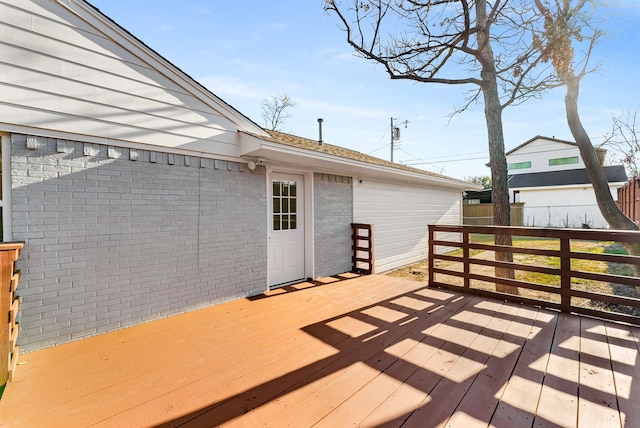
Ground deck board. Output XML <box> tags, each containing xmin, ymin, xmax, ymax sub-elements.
<box><xmin>604</xmin><ymin>321</ymin><xmax>640</xmax><ymax>426</ymax></box>
<box><xmin>534</xmin><ymin>313</ymin><xmax>581</xmax><ymax>428</ymax></box>
<box><xmin>577</xmin><ymin>318</ymin><xmax>621</xmax><ymax>428</ymax></box>
<box><xmin>1</xmin><ymin>274</ymin><xmax>639</xmax><ymax>427</ymax></box>
<box><xmin>490</xmin><ymin>308</ymin><xmax>558</xmax><ymax>428</ymax></box>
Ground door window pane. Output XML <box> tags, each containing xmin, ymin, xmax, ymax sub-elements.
<box><xmin>272</xmin><ymin>179</ymin><xmax>299</xmax><ymax>231</ymax></box>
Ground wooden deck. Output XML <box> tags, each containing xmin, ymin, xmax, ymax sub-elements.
<box><xmin>1</xmin><ymin>274</ymin><xmax>639</xmax><ymax>427</ymax></box>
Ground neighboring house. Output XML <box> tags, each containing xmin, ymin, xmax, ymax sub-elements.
<box><xmin>0</xmin><ymin>0</ymin><xmax>473</xmax><ymax>351</ymax></box>
<box><xmin>506</xmin><ymin>136</ymin><xmax>627</xmax><ymax>228</ymax></box>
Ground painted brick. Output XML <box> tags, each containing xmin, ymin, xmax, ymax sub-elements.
<box><xmin>314</xmin><ymin>173</ymin><xmax>353</xmax><ymax>278</ymax></box>
<box><xmin>12</xmin><ymin>133</ymin><xmax>268</xmax><ymax>352</ymax></box>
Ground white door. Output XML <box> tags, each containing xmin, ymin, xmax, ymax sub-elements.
<box><xmin>269</xmin><ymin>173</ymin><xmax>305</xmax><ymax>287</ymax></box>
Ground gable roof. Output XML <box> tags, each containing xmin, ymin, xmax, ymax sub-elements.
<box><xmin>241</xmin><ymin>130</ymin><xmax>477</xmax><ymax>188</ymax></box>
<box><xmin>508</xmin><ymin>165</ymin><xmax>628</xmax><ymax>188</ymax></box>
<box><xmin>506</xmin><ymin>135</ymin><xmax>606</xmax><ymax>159</ymax></box>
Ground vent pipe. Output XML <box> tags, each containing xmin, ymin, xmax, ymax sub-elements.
<box><xmin>317</xmin><ymin>118</ymin><xmax>324</xmax><ymax>145</ymax></box>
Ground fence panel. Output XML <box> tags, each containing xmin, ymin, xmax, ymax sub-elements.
<box><xmin>463</xmin><ymin>203</ymin><xmax>524</xmax><ymax>226</ymax></box>
<box><xmin>618</xmin><ymin>174</ymin><xmax>640</xmax><ymax>224</ymax></box>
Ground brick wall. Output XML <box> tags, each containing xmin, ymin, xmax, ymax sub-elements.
<box><xmin>313</xmin><ymin>173</ymin><xmax>353</xmax><ymax>278</ymax></box>
<box><xmin>11</xmin><ymin>134</ymin><xmax>267</xmax><ymax>351</ymax></box>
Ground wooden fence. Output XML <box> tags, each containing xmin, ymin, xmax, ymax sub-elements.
<box><xmin>1</xmin><ymin>242</ymin><xmax>24</xmax><ymax>385</ymax></box>
<box><xmin>617</xmin><ymin>174</ymin><xmax>640</xmax><ymax>224</ymax></box>
<box><xmin>462</xmin><ymin>203</ymin><xmax>524</xmax><ymax>226</ymax></box>
<box><xmin>428</xmin><ymin>225</ymin><xmax>640</xmax><ymax>325</ymax></box>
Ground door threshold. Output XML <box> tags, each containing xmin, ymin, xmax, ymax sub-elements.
<box><xmin>269</xmin><ymin>278</ymin><xmax>310</xmax><ymax>290</ymax></box>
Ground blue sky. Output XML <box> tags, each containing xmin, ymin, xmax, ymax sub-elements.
<box><xmin>89</xmin><ymin>1</ymin><xmax>640</xmax><ymax>180</ymax></box>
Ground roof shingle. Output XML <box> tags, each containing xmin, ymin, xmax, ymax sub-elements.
<box><xmin>508</xmin><ymin>165</ymin><xmax>627</xmax><ymax>188</ymax></box>
<box><xmin>249</xmin><ymin>129</ymin><xmax>472</xmax><ymax>185</ymax></box>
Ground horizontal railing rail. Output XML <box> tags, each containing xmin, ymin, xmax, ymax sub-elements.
<box><xmin>428</xmin><ymin>225</ymin><xmax>640</xmax><ymax>325</ymax></box>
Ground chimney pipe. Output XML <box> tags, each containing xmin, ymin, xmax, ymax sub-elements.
<box><xmin>317</xmin><ymin>118</ymin><xmax>324</xmax><ymax>145</ymax></box>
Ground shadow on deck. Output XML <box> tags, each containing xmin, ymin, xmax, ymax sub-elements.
<box><xmin>1</xmin><ymin>275</ymin><xmax>639</xmax><ymax>427</ymax></box>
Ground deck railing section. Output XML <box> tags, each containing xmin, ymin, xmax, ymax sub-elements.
<box><xmin>351</xmin><ymin>223</ymin><xmax>374</xmax><ymax>275</ymax></box>
<box><xmin>1</xmin><ymin>242</ymin><xmax>24</xmax><ymax>385</ymax></box>
<box><xmin>428</xmin><ymin>225</ymin><xmax>640</xmax><ymax>325</ymax></box>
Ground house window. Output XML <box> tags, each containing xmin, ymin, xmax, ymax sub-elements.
<box><xmin>513</xmin><ymin>190</ymin><xmax>520</xmax><ymax>203</ymax></box>
<box><xmin>549</xmin><ymin>156</ymin><xmax>579</xmax><ymax>166</ymax></box>
<box><xmin>508</xmin><ymin>161</ymin><xmax>531</xmax><ymax>170</ymax></box>
<box><xmin>273</xmin><ymin>180</ymin><xmax>297</xmax><ymax>231</ymax></box>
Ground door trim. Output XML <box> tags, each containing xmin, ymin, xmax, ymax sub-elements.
<box><xmin>266</xmin><ymin>169</ymin><xmax>314</xmax><ymax>290</ymax></box>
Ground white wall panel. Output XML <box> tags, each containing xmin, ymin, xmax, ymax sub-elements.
<box><xmin>519</xmin><ymin>186</ymin><xmax>620</xmax><ymax>229</ymax></box>
<box><xmin>0</xmin><ymin>1</ymin><xmax>259</xmax><ymax>154</ymax></box>
<box><xmin>353</xmin><ymin>178</ymin><xmax>462</xmax><ymax>273</ymax></box>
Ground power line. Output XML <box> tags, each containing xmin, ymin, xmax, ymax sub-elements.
<box><xmin>404</xmin><ymin>155</ymin><xmax>489</xmax><ymax>166</ymax></box>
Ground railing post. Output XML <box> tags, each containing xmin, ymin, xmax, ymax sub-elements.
<box><xmin>560</xmin><ymin>237</ymin><xmax>571</xmax><ymax>313</ymax></box>
<box><xmin>428</xmin><ymin>225</ymin><xmax>434</xmax><ymax>287</ymax></box>
<box><xmin>463</xmin><ymin>230</ymin><xmax>470</xmax><ymax>289</ymax></box>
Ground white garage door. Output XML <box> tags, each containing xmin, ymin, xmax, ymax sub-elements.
<box><xmin>353</xmin><ymin>178</ymin><xmax>462</xmax><ymax>273</ymax></box>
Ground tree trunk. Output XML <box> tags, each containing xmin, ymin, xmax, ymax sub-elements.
<box><xmin>477</xmin><ymin>0</ymin><xmax>518</xmax><ymax>295</ymax></box>
<box><xmin>565</xmin><ymin>77</ymin><xmax>640</xmax><ymax>288</ymax></box>
<box><xmin>564</xmin><ymin>77</ymin><xmax>638</xmax><ymax>231</ymax></box>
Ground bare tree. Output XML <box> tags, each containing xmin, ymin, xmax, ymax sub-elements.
<box><xmin>533</xmin><ymin>0</ymin><xmax>637</xmax><ymax>231</ymax></box>
<box><xmin>325</xmin><ymin>1</ymin><xmax>556</xmax><ymax>230</ymax></box>
<box><xmin>325</xmin><ymin>0</ymin><xmax>564</xmax><ymax>294</ymax></box>
<box><xmin>601</xmin><ymin>110</ymin><xmax>640</xmax><ymax>177</ymax></box>
<box><xmin>261</xmin><ymin>94</ymin><xmax>298</xmax><ymax>131</ymax></box>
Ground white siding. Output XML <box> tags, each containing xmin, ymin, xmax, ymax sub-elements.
<box><xmin>0</xmin><ymin>1</ymin><xmax>262</xmax><ymax>154</ymax></box>
<box><xmin>353</xmin><ymin>178</ymin><xmax>462</xmax><ymax>273</ymax></box>
<box><xmin>519</xmin><ymin>186</ymin><xmax>620</xmax><ymax>229</ymax></box>
<box><xmin>507</xmin><ymin>138</ymin><xmax>584</xmax><ymax>174</ymax></box>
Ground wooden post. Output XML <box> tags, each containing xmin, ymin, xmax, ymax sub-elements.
<box><xmin>428</xmin><ymin>225</ymin><xmax>434</xmax><ymax>287</ymax></box>
<box><xmin>463</xmin><ymin>230</ymin><xmax>470</xmax><ymax>289</ymax></box>
<box><xmin>560</xmin><ymin>237</ymin><xmax>571</xmax><ymax>313</ymax></box>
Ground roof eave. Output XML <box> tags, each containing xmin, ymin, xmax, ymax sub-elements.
<box><xmin>510</xmin><ymin>181</ymin><xmax>627</xmax><ymax>191</ymax></box>
<box><xmin>240</xmin><ymin>134</ymin><xmax>479</xmax><ymax>190</ymax></box>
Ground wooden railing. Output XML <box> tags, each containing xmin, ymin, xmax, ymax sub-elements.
<box><xmin>1</xmin><ymin>242</ymin><xmax>24</xmax><ymax>385</ymax></box>
<box><xmin>351</xmin><ymin>223</ymin><xmax>374</xmax><ymax>275</ymax></box>
<box><xmin>428</xmin><ymin>225</ymin><xmax>640</xmax><ymax>325</ymax></box>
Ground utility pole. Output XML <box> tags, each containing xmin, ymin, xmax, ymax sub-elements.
<box><xmin>390</xmin><ymin>117</ymin><xmax>408</xmax><ymax>163</ymax></box>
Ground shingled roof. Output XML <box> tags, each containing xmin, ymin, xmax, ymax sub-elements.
<box><xmin>249</xmin><ymin>129</ymin><xmax>472</xmax><ymax>186</ymax></box>
<box><xmin>508</xmin><ymin>165</ymin><xmax>628</xmax><ymax>188</ymax></box>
